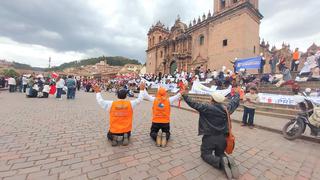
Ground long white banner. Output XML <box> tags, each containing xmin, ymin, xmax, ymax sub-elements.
<box><xmin>258</xmin><ymin>93</ymin><xmax>320</xmax><ymax>106</ymax></box>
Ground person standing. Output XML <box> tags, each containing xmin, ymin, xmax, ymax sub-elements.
<box><xmin>269</xmin><ymin>55</ymin><xmax>278</xmax><ymax>74</ymax></box>
<box><xmin>259</xmin><ymin>53</ymin><xmax>266</xmax><ymax>74</ymax></box>
<box><xmin>182</xmin><ymin>83</ymin><xmax>240</xmax><ymax>179</ymax></box>
<box><xmin>242</xmin><ymin>87</ymin><xmax>259</xmax><ymax>128</ymax></box>
<box><xmin>56</xmin><ymin>77</ymin><xmax>65</xmax><ymax>99</ymax></box>
<box><xmin>93</xmin><ymin>83</ymin><xmax>145</xmax><ymax>146</ymax></box>
<box><xmin>143</xmin><ymin>87</ymin><xmax>181</xmax><ymax>147</ymax></box>
<box><xmin>22</xmin><ymin>75</ymin><xmax>28</xmax><ymax>93</ymax></box>
<box><xmin>291</xmin><ymin>48</ymin><xmax>300</xmax><ymax>72</ymax></box>
<box><xmin>8</xmin><ymin>76</ymin><xmax>16</xmax><ymax>93</ymax></box>
<box><xmin>66</xmin><ymin>75</ymin><xmax>76</xmax><ymax>99</ymax></box>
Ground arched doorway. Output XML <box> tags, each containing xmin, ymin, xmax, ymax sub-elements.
<box><xmin>170</xmin><ymin>61</ymin><xmax>177</xmax><ymax>75</ymax></box>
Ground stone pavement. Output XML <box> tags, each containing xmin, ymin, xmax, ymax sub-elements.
<box><xmin>171</xmin><ymin>100</ymin><xmax>318</xmax><ymax>142</ymax></box>
<box><xmin>0</xmin><ymin>91</ymin><xmax>320</xmax><ymax>180</ymax></box>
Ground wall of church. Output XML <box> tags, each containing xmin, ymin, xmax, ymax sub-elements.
<box><xmin>206</xmin><ymin>11</ymin><xmax>260</xmax><ymax>71</ymax></box>
<box><xmin>190</xmin><ymin>26</ymin><xmax>210</xmax><ymax>63</ymax></box>
<box><xmin>146</xmin><ymin>49</ymin><xmax>157</xmax><ymax>73</ymax></box>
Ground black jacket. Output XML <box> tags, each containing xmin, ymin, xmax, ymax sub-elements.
<box><xmin>183</xmin><ymin>94</ymin><xmax>240</xmax><ymax>136</ymax></box>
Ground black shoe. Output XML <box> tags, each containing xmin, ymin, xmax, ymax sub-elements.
<box><xmin>111</xmin><ymin>135</ymin><xmax>118</xmax><ymax>146</ymax></box>
<box><xmin>122</xmin><ymin>133</ymin><xmax>129</xmax><ymax>146</ymax></box>
<box><xmin>221</xmin><ymin>157</ymin><xmax>232</xmax><ymax>180</ymax></box>
<box><xmin>227</xmin><ymin>156</ymin><xmax>240</xmax><ymax>179</ymax></box>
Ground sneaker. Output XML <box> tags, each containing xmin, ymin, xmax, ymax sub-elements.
<box><xmin>156</xmin><ymin>131</ymin><xmax>162</xmax><ymax>147</ymax></box>
<box><xmin>161</xmin><ymin>132</ymin><xmax>167</xmax><ymax>147</ymax></box>
<box><xmin>111</xmin><ymin>135</ymin><xmax>118</xmax><ymax>146</ymax></box>
<box><xmin>241</xmin><ymin>123</ymin><xmax>247</xmax><ymax>127</ymax></box>
<box><xmin>221</xmin><ymin>156</ymin><xmax>233</xmax><ymax>180</ymax></box>
<box><xmin>227</xmin><ymin>156</ymin><xmax>240</xmax><ymax>179</ymax></box>
<box><xmin>249</xmin><ymin>125</ymin><xmax>254</xmax><ymax>129</ymax></box>
<box><xmin>122</xmin><ymin>133</ymin><xmax>129</xmax><ymax>146</ymax></box>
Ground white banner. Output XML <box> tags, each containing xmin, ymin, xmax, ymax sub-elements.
<box><xmin>189</xmin><ymin>81</ymin><xmax>231</xmax><ymax>96</ymax></box>
<box><xmin>258</xmin><ymin>93</ymin><xmax>320</xmax><ymax>106</ymax></box>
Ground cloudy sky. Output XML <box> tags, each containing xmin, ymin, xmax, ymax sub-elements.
<box><xmin>0</xmin><ymin>0</ymin><xmax>319</xmax><ymax>67</ymax></box>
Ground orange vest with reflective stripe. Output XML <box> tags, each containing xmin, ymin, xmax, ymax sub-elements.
<box><xmin>109</xmin><ymin>100</ymin><xmax>133</xmax><ymax>133</ymax></box>
<box><xmin>293</xmin><ymin>52</ymin><xmax>299</xmax><ymax>60</ymax></box>
<box><xmin>152</xmin><ymin>97</ymin><xmax>171</xmax><ymax>123</ymax></box>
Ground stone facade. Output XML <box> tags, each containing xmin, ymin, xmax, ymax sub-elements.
<box><xmin>146</xmin><ymin>0</ymin><xmax>263</xmax><ymax>74</ymax></box>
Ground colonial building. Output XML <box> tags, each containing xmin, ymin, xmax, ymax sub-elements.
<box><xmin>146</xmin><ymin>0</ymin><xmax>263</xmax><ymax>74</ymax></box>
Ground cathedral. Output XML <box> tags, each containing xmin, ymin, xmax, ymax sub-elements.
<box><xmin>146</xmin><ymin>0</ymin><xmax>263</xmax><ymax>74</ymax></box>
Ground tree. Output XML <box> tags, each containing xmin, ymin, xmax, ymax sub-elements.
<box><xmin>3</xmin><ymin>69</ymin><xmax>19</xmax><ymax>77</ymax></box>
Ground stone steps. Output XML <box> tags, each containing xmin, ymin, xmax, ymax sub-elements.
<box><xmin>147</xmin><ymin>90</ymin><xmax>299</xmax><ymax>119</ymax></box>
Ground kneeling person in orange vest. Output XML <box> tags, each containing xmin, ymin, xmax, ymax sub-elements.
<box><xmin>93</xmin><ymin>84</ymin><xmax>145</xmax><ymax>146</ymax></box>
<box><xmin>142</xmin><ymin>86</ymin><xmax>182</xmax><ymax>147</ymax></box>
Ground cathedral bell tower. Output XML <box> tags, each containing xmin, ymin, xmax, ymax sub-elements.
<box><xmin>214</xmin><ymin>0</ymin><xmax>259</xmax><ymax>14</ymax></box>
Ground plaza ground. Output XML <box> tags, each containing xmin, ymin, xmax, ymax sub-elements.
<box><xmin>0</xmin><ymin>91</ymin><xmax>320</xmax><ymax>180</ymax></box>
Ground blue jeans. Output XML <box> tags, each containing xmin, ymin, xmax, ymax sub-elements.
<box><xmin>67</xmin><ymin>87</ymin><xmax>76</xmax><ymax>99</ymax></box>
<box><xmin>56</xmin><ymin>88</ymin><xmax>62</xmax><ymax>98</ymax></box>
<box><xmin>242</xmin><ymin>106</ymin><xmax>255</xmax><ymax>126</ymax></box>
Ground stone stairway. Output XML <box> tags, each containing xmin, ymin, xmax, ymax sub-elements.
<box><xmin>146</xmin><ymin>81</ymin><xmax>319</xmax><ymax>119</ymax></box>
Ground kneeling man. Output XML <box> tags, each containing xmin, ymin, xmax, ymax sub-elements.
<box><xmin>94</xmin><ymin>83</ymin><xmax>145</xmax><ymax>146</ymax></box>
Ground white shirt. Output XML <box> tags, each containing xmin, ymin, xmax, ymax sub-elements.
<box><xmin>143</xmin><ymin>90</ymin><xmax>181</xmax><ymax>104</ymax></box>
<box><xmin>22</xmin><ymin>77</ymin><xmax>28</xmax><ymax>85</ymax></box>
<box><xmin>96</xmin><ymin>92</ymin><xmax>144</xmax><ymax>112</ymax></box>
<box><xmin>43</xmin><ymin>85</ymin><xmax>50</xmax><ymax>93</ymax></box>
<box><xmin>56</xmin><ymin>79</ymin><xmax>65</xmax><ymax>88</ymax></box>
<box><xmin>8</xmin><ymin>77</ymin><xmax>16</xmax><ymax>85</ymax></box>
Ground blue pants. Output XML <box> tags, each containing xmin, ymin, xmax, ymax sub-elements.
<box><xmin>242</xmin><ymin>106</ymin><xmax>255</xmax><ymax>126</ymax></box>
<box><xmin>67</xmin><ymin>87</ymin><xmax>76</xmax><ymax>99</ymax></box>
<box><xmin>56</xmin><ymin>88</ymin><xmax>62</xmax><ymax>98</ymax></box>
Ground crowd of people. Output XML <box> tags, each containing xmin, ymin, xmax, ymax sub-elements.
<box><xmin>0</xmin><ymin>48</ymin><xmax>319</xmax><ymax>180</ymax></box>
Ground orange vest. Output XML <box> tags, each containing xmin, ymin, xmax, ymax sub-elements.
<box><xmin>152</xmin><ymin>97</ymin><xmax>171</xmax><ymax>123</ymax></box>
<box><xmin>109</xmin><ymin>100</ymin><xmax>133</xmax><ymax>133</ymax></box>
<box><xmin>293</xmin><ymin>52</ymin><xmax>299</xmax><ymax>60</ymax></box>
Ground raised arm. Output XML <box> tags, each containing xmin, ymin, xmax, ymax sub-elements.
<box><xmin>143</xmin><ymin>89</ymin><xmax>155</xmax><ymax>102</ymax></box>
<box><xmin>96</xmin><ymin>93</ymin><xmax>113</xmax><ymax>110</ymax></box>
<box><xmin>130</xmin><ymin>90</ymin><xmax>144</xmax><ymax>108</ymax></box>
<box><xmin>182</xmin><ymin>94</ymin><xmax>210</xmax><ymax>112</ymax></box>
<box><xmin>130</xmin><ymin>82</ymin><xmax>147</xmax><ymax>108</ymax></box>
<box><xmin>227</xmin><ymin>93</ymin><xmax>240</xmax><ymax>114</ymax></box>
<box><xmin>169</xmin><ymin>93</ymin><xmax>181</xmax><ymax>104</ymax></box>
<box><xmin>93</xmin><ymin>85</ymin><xmax>113</xmax><ymax>110</ymax></box>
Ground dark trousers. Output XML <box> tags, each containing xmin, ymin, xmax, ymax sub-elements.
<box><xmin>107</xmin><ymin>131</ymin><xmax>131</xmax><ymax>141</ymax></box>
<box><xmin>9</xmin><ymin>85</ymin><xmax>15</xmax><ymax>92</ymax></box>
<box><xmin>23</xmin><ymin>85</ymin><xmax>27</xmax><ymax>93</ymax></box>
<box><xmin>42</xmin><ymin>92</ymin><xmax>49</xmax><ymax>98</ymax></box>
<box><xmin>67</xmin><ymin>88</ymin><xmax>74</xmax><ymax>99</ymax></box>
<box><xmin>291</xmin><ymin>60</ymin><xmax>299</xmax><ymax>71</ymax></box>
<box><xmin>201</xmin><ymin>134</ymin><xmax>226</xmax><ymax>169</ymax></box>
<box><xmin>56</xmin><ymin>88</ymin><xmax>62</xmax><ymax>98</ymax></box>
<box><xmin>150</xmin><ymin>122</ymin><xmax>170</xmax><ymax>141</ymax></box>
<box><xmin>242</xmin><ymin>106</ymin><xmax>255</xmax><ymax>125</ymax></box>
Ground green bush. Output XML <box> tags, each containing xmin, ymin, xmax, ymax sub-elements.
<box><xmin>3</xmin><ymin>69</ymin><xmax>19</xmax><ymax>77</ymax></box>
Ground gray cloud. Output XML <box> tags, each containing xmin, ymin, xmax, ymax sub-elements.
<box><xmin>0</xmin><ymin>0</ymin><xmax>319</xmax><ymax>67</ymax></box>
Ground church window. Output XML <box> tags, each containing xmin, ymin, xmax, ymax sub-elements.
<box><xmin>152</xmin><ymin>36</ymin><xmax>155</xmax><ymax>45</ymax></box>
<box><xmin>221</xmin><ymin>0</ymin><xmax>226</xmax><ymax>9</ymax></box>
<box><xmin>199</xmin><ymin>35</ymin><xmax>205</xmax><ymax>45</ymax></box>
<box><xmin>223</xmin><ymin>39</ymin><xmax>228</xmax><ymax>47</ymax></box>
<box><xmin>253</xmin><ymin>46</ymin><xmax>256</xmax><ymax>53</ymax></box>
<box><xmin>160</xmin><ymin>51</ymin><xmax>163</xmax><ymax>58</ymax></box>
<box><xmin>159</xmin><ymin>36</ymin><xmax>162</xmax><ymax>43</ymax></box>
